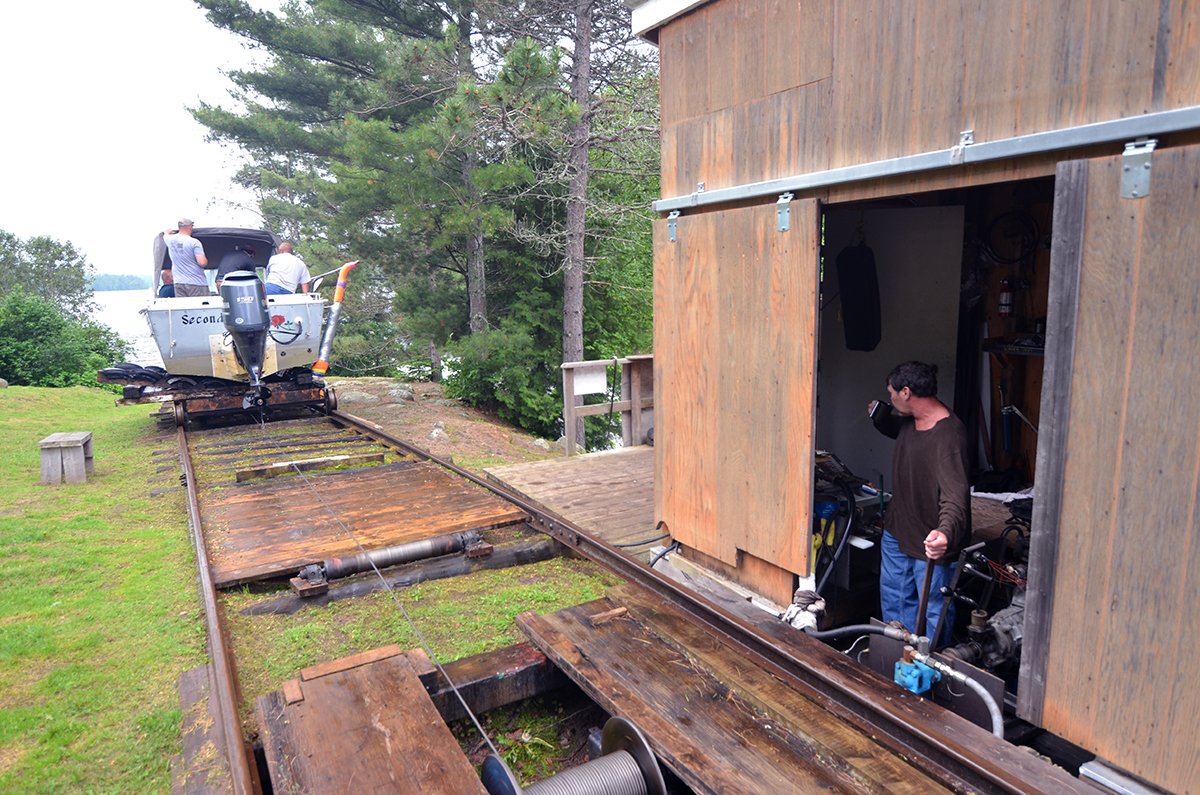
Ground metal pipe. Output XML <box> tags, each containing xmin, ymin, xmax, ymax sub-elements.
<box><xmin>654</xmin><ymin>105</ymin><xmax>1200</xmax><ymax>212</ymax></box>
<box><xmin>312</xmin><ymin>260</ymin><xmax>358</xmax><ymax>376</ymax></box>
<box><xmin>323</xmin><ymin>530</ymin><xmax>481</xmax><ymax>580</ymax></box>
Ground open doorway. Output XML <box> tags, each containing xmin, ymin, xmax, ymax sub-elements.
<box><xmin>811</xmin><ymin>178</ymin><xmax>1055</xmax><ymax>662</ymax></box>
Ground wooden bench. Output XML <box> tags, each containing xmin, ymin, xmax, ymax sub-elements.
<box><xmin>39</xmin><ymin>432</ymin><xmax>94</xmax><ymax>484</ymax></box>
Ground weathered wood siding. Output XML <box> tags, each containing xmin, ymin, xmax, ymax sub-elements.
<box><xmin>659</xmin><ymin>0</ymin><xmax>1200</xmax><ymax>200</ymax></box>
<box><xmin>653</xmin><ymin>201</ymin><xmax>819</xmax><ymax>582</ymax></box>
<box><xmin>1034</xmin><ymin>145</ymin><xmax>1200</xmax><ymax>795</ymax></box>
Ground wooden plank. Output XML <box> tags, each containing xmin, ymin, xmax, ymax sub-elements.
<box><xmin>204</xmin><ymin>461</ymin><xmax>528</xmax><ymax>587</ymax></box>
<box><xmin>300</xmin><ymin>644</ymin><xmax>405</xmax><ymax>681</ymax></box>
<box><xmin>707</xmin><ymin>0</ymin><xmax>737</xmax><ymax>112</ymax></box>
<box><xmin>1017</xmin><ymin>158</ymin><xmax>1087</xmax><ymax>725</ymax></box>
<box><xmin>1099</xmin><ymin>144</ymin><xmax>1200</xmax><ymax>792</ymax></box>
<box><xmin>763</xmin><ymin>0</ymin><xmax>801</xmax><ymax>97</ymax></box>
<box><xmin>234</xmin><ymin>452</ymin><xmax>385</xmax><ymax>482</ymax></box>
<box><xmin>1079</xmin><ymin>0</ymin><xmax>1160</xmax><ymax>125</ymax></box>
<box><xmin>734</xmin><ymin>0</ymin><xmax>765</xmax><ymax>106</ymax></box>
<box><xmin>175</xmin><ymin>664</ymin><xmax>233</xmax><ymax>795</ymax></box>
<box><xmin>912</xmin><ymin>0</ymin><xmax>965</xmax><ymax>151</ymax></box>
<box><xmin>1164</xmin><ymin>0</ymin><xmax>1200</xmax><ymax>110</ymax></box>
<box><xmin>256</xmin><ymin>654</ymin><xmax>487</xmax><ymax>794</ymax></box>
<box><xmin>656</xmin><ymin>202</ymin><xmax>816</xmax><ymax>591</ymax></box>
<box><xmin>1016</xmin><ymin>2</ymin><xmax>1086</xmax><ymax>134</ymax></box>
<box><xmin>658</xmin><ymin>12</ymin><xmax>687</xmax><ymax>127</ymax></box>
<box><xmin>1040</xmin><ymin>154</ymin><xmax>1137</xmax><ymax>740</ymax></box>
<box><xmin>484</xmin><ymin>447</ymin><xmax>656</xmax><ymax>549</ymax></box>
<box><xmin>610</xmin><ymin>583</ymin><xmax>955</xmax><ymax>795</ymax></box>
<box><xmin>1041</xmin><ymin>144</ymin><xmax>1200</xmax><ymax>795</ymax></box>
<box><xmin>797</xmin><ymin>0</ymin><xmax>833</xmax><ymax>87</ymax></box>
<box><xmin>518</xmin><ymin>599</ymin><xmax>907</xmax><ymax>795</ymax></box>
<box><xmin>683</xmin><ymin>4</ymin><xmax>710</xmax><ymax>121</ymax></box>
<box><xmin>828</xmin><ymin>0</ymin><xmax>876</xmax><ymax>169</ymax></box>
<box><xmin>421</xmin><ymin>642</ymin><xmax>572</xmax><ymax>722</ymax></box>
<box><xmin>873</xmin><ymin>0</ymin><xmax>917</xmax><ymax>161</ymax></box>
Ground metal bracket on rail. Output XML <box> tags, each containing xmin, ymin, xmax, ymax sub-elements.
<box><xmin>950</xmin><ymin>129</ymin><xmax>975</xmax><ymax>165</ymax></box>
<box><xmin>667</xmin><ymin>210</ymin><xmax>681</xmax><ymax>242</ymax></box>
<box><xmin>1121</xmin><ymin>138</ymin><xmax>1156</xmax><ymax>199</ymax></box>
<box><xmin>777</xmin><ymin>192</ymin><xmax>794</xmax><ymax>231</ymax></box>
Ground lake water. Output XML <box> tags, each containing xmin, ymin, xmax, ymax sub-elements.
<box><xmin>90</xmin><ymin>289</ymin><xmax>164</xmax><ymax>368</ymax></box>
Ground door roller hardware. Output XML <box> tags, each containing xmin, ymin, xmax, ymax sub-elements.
<box><xmin>667</xmin><ymin>210</ymin><xmax>680</xmax><ymax>242</ymax></box>
<box><xmin>1121</xmin><ymin>138</ymin><xmax>1156</xmax><ymax>199</ymax></box>
<box><xmin>777</xmin><ymin>192</ymin><xmax>794</xmax><ymax>231</ymax></box>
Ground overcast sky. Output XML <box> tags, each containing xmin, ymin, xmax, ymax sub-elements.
<box><xmin>0</xmin><ymin>1</ymin><xmax>278</xmax><ymax>276</ymax></box>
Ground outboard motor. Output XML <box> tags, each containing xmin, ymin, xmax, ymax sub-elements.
<box><xmin>219</xmin><ymin>270</ymin><xmax>270</xmax><ymax>405</ymax></box>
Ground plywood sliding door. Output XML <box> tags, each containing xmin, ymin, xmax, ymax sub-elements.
<box><xmin>653</xmin><ymin>200</ymin><xmax>820</xmax><ymax>601</ymax></box>
<box><xmin>1022</xmin><ymin>145</ymin><xmax>1200</xmax><ymax>794</ymax></box>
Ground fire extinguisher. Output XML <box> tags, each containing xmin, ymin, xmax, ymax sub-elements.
<box><xmin>998</xmin><ymin>279</ymin><xmax>1013</xmax><ymax>318</ymax></box>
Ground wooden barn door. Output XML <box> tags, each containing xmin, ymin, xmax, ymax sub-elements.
<box><xmin>652</xmin><ymin>200</ymin><xmax>820</xmax><ymax>605</ymax></box>
<box><xmin>1021</xmin><ymin>145</ymin><xmax>1200</xmax><ymax>794</ymax></box>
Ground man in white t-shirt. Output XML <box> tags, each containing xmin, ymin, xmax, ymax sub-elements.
<box><xmin>265</xmin><ymin>242</ymin><xmax>311</xmax><ymax>295</ymax></box>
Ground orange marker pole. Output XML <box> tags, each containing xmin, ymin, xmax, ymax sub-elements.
<box><xmin>312</xmin><ymin>260</ymin><xmax>359</xmax><ymax>376</ymax></box>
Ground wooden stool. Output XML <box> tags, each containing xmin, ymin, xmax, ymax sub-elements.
<box><xmin>39</xmin><ymin>432</ymin><xmax>94</xmax><ymax>484</ymax></box>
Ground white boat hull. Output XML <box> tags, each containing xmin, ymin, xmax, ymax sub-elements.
<box><xmin>141</xmin><ymin>294</ymin><xmax>327</xmax><ymax>380</ymax></box>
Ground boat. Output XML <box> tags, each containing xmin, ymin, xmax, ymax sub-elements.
<box><xmin>99</xmin><ymin>227</ymin><xmax>357</xmax><ymax>425</ymax></box>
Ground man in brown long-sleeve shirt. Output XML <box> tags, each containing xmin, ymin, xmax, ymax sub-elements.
<box><xmin>868</xmin><ymin>361</ymin><xmax>970</xmax><ymax>643</ymax></box>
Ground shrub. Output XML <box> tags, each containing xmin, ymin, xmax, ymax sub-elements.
<box><xmin>0</xmin><ymin>291</ymin><xmax>128</xmax><ymax>388</ymax></box>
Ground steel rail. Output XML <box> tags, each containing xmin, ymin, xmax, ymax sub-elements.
<box><xmin>177</xmin><ymin>426</ymin><xmax>256</xmax><ymax>794</ymax></box>
<box><xmin>330</xmin><ymin>409</ymin><xmax>1091</xmax><ymax>795</ymax></box>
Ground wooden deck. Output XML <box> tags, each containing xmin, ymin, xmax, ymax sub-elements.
<box><xmin>484</xmin><ymin>446</ymin><xmax>656</xmax><ymax>551</ymax></box>
<box><xmin>256</xmin><ymin>646</ymin><xmax>487</xmax><ymax>794</ymax></box>
<box><xmin>517</xmin><ymin>583</ymin><xmax>957</xmax><ymax>795</ymax></box>
<box><xmin>199</xmin><ymin>456</ymin><xmax>528</xmax><ymax>588</ymax></box>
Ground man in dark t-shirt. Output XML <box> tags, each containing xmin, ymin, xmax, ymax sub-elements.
<box><xmin>216</xmin><ymin>244</ymin><xmax>258</xmax><ymax>291</ymax></box>
<box><xmin>868</xmin><ymin>361</ymin><xmax>970</xmax><ymax>643</ymax></box>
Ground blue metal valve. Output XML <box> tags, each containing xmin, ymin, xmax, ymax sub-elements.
<box><xmin>895</xmin><ymin>658</ymin><xmax>941</xmax><ymax>695</ymax></box>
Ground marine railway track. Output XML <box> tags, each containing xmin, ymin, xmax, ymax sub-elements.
<box><xmin>169</xmin><ymin>404</ymin><xmax>1090</xmax><ymax>795</ymax></box>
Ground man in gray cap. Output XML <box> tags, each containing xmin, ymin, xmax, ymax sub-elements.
<box><xmin>164</xmin><ymin>218</ymin><xmax>211</xmax><ymax>297</ymax></box>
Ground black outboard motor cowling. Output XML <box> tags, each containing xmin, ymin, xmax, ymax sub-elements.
<box><xmin>219</xmin><ymin>270</ymin><xmax>270</xmax><ymax>388</ymax></box>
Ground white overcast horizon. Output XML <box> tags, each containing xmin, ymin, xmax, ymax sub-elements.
<box><xmin>0</xmin><ymin>1</ymin><xmax>282</xmax><ymax>277</ymax></box>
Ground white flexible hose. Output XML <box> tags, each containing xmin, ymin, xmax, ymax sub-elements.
<box><xmin>914</xmin><ymin>653</ymin><xmax>1005</xmax><ymax>739</ymax></box>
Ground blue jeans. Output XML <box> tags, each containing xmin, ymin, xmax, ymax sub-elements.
<box><xmin>880</xmin><ymin>530</ymin><xmax>956</xmax><ymax>644</ymax></box>
<box><xmin>265</xmin><ymin>283</ymin><xmax>292</xmax><ymax>295</ymax></box>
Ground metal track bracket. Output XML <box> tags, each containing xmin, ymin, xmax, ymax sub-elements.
<box><xmin>1121</xmin><ymin>138</ymin><xmax>1156</xmax><ymax>199</ymax></box>
<box><xmin>667</xmin><ymin>210</ymin><xmax>680</xmax><ymax>242</ymax></box>
<box><xmin>777</xmin><ymin>193</ymin><xmax>794</xmax><ymax>231</ymax></box>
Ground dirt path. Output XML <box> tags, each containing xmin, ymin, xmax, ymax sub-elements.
<box><xmin>327</xmin><ymin>377</ymin><xmax>561</xmax><ymax>474</ymax></box>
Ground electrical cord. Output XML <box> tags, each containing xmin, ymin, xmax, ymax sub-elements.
<box><xmin>649</xmin><ymin>541</ymin><xmax>680</xmax><ymax>569</ymax></box>
<box><xmin>815</xmin><ymin>478</ymin><xmax>857</xmax><ymax>595</ymax></box>
<box><xmin>613</xmin><ymin>521</ymin><xmax>671</xmax><ymax>549</ymax></box>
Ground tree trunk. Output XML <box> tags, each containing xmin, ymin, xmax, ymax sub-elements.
<box><xmin>564</xmin><ymin>0</ymin><xmax>593</xmax><ymax>447</ymax></box>
<box><xmin>429</xmin><ymin>340</ymin><xmax>442</xmax><ymax>382</ymax></box>
<box><xmin>464</xmin><ymin>147</ymin><xmax>488</xmax><ymax>334</ymax></box>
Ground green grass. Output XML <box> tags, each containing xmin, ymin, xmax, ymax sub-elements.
<box><xmin>0</xmin><ymin>387</ymin><xmax>205</xmax><ymax>794</ymax></box>
<box><xmin>0</xmin><ymin>386</ymin><xmax>623</xmax><ymax>791</ymax></box>
<box><xmin>224</xmin><ymin>558</ymin><xmax>621</xmax><ymax>726</ymax></box>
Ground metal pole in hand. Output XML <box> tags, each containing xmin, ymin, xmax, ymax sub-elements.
<box><xmin>916</xmin><ymin>558</ymin><xmax>935</xmax><ymax>638</ymax></box>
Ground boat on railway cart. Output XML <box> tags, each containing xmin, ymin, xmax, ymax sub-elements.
<box><xmin>98</xmin><ymin>227</ymin><xmax>357</xmax><ymax>426</ymax></box>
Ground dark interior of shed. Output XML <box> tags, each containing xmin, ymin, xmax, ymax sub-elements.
<box><xmin>809</xmin><ymin>176</ymin><xmax>1056</xmax><ymax>698</ymax></box>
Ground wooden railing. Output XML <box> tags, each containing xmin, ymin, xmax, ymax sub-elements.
<box><xmin>561</xmin><ymin>355</ymin><xmax>654</xmax><ymax>456</ymax></box>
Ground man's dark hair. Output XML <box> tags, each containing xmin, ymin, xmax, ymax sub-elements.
<box><xmin>887</xmin><ymin>361</ymin><xmax>938</xmax><ymax>397</ymax></box>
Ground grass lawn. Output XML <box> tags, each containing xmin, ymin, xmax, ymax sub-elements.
<box><xmin>0</xmin><ymin>387</ymin><xmax>204</xmax><ymax>794</ymax></box>
<box><xmin>0</xmin><ymin>386</ymin><xmax>624</xmax><ymax>791</ymax></box>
